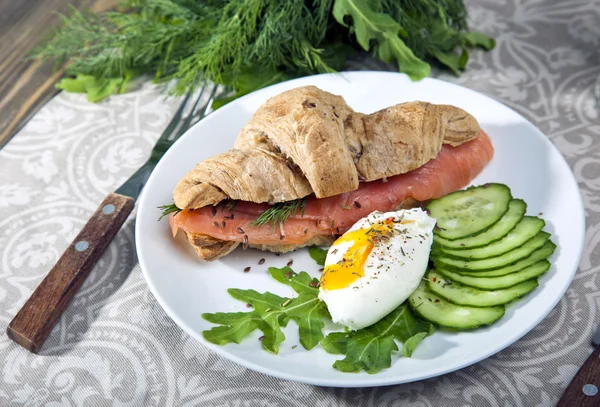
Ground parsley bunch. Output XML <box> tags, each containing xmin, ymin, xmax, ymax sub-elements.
<box><xmin>35</xmin><ymin>0</ymin><xmax>494</xmax><ymax>102</ymax></box>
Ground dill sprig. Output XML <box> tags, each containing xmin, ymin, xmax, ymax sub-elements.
<box><xmin>251</xmin><ymin>198</ymin><xmax>307</xmax><ymax>230</ymax></box>
<box><xmin>158</xmin><ymin>203</ymin><xmax>182</xmax><ymax>221</ymax></box>
<box><xmin>224</xmin><ymin>200</ymin><xmax>238</xmax><ymax>212</ymax></box>
<box><xmin>32</xmin><ymin>0</ymin><xmax>493</xmax><ymax>103</ymax></box>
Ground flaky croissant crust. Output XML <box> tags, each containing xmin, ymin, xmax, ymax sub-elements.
<box><xmin>174</xmin><ymin>85</ymin><xmax>480</xmax><ymax>210</ymax></box>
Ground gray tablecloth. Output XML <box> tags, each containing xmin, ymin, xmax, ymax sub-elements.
<box><xmin>1</xmin><ymin>0</ymin><xmax>599</xmax><ymax>405</ymax></box>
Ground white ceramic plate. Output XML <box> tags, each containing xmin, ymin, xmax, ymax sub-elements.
<box><xmin>136</xmin><ymin>72</ymin><xmax>585</xmax><ymax>387</ymax></box>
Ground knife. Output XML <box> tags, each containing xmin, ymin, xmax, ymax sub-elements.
<box><xmin>556</xmin><ymin>323</ymin><xmax>600</xmax><ymax>406</ymax></box>
<box><xmin>6</xmin><ymin>84</ymin><xmax>220</xmax><ymax>353</ymax></box>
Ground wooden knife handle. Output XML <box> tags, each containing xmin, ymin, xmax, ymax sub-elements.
<box><xmin>6</xmin><ymin>193</ymin><xmax>134</xmax><ymax>353</ymax></box>
<box><xmin>557</xmin><ymin>345</ymin><xmax>600</xmax><ymax>407</ymax></box>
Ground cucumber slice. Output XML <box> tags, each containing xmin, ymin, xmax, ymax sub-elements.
<box><xmin>409</xmin><ymin>282</ymin><xmax>505</xmax><ymax>329</ymax></box>
<box><xmin>434</xmin><ymin>199</ymin><xmax>527</xmax><ymax>250</ymax></box>
<box><xmin>459</xmin><ymin>240</ymin><xmax>556</xmax><ymax>277</ymax></box>
<box><xmin>435</xmin><ymin>217</ymin><xmax>545</xmax><ymax>259</ymax></box>
<box><xmin>428</xmin><ymin>184</ymin><xmax>512</xmax><ymax>240</ymax></box>
<box><xmin>437</xmin><ymin>260</ymin><xmax>551</xmax><ymax>290</ymax></box>
<box><xmin>427</xmin><ymin>270</ymin><xmax>538</xmax><ymax>307</ymax></box>
<box><xmin>433</xmin><ymin>232</ymin><xmax>550</xmax><ymax>271</ymax></box>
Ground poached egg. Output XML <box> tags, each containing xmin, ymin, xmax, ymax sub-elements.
<box><xmin>318</xmin><ymin>208</ymin><xmax>435</xmax><ymax>330</ymax></box>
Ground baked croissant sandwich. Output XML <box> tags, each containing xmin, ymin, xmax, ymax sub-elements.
<box><xmin>168</xmin><ymin>86</ymin><xmax>493</xmax><ymax>261</ymax></box>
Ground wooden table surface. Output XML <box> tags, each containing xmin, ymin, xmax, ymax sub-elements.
<box><xmin>0</xmin><ymin>0</ymin><xmax>117</xmax><ymax>149</ymax></box>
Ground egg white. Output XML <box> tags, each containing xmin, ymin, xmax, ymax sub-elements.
<box><xmin>318</xmin><ymin>208</ymin><xmax>435</xmax><ymax>330</ymax></box>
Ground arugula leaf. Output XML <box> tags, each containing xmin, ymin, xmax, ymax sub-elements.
<box><xmin>285</xmin><ymin>292</ymin><xmax>328</xmax><ymax>350</ymax></box>
<box><xmin>333</xmin><ymin>0</ymin><xmax>430</xmax><ymax>80</ymax></box>
<box><xmin>227</xmin><ymin>288</ymin><xmax>289</xmax><ymax>353</ymax></box>
<box><xmin>268</xmin><ymin>267</ymin><xmax>329</xmax><ymax>349</ymax></box>
<box><xmin>308</xmin><ymin>247</ymin><xmax>328</xmax><ymax>266</ymax></box>
<box><xmin>202</xmin><ymin>311</ymin><xmax>265</xmax><ymax>345</ymax></box>
<box><xmin>203</xmin><ymin>266</ymin><xmax>434</xmax><ymax>373</ymax></box>
<box><xmin>402</xmin><ymin>332</ymin><xmax>428</xmax><ymax>357</ymax></box>
<box><xmin>432</xmin><ymin>49</ymin><xmax>467</xmax><ymax>76</ymax></box>
<box><xmin>464</xmin><ymin>32</ymin><xmax>496</xmax><ymax>51</ymax></box>
<box><xmin>320</xmin><ymin>304</ymin><xmax>433</xmax><ymax>374</ymax></box>
<box><xmin>36</xmin><ymin>1</ymin><xmax>492</xmax><ymax>103</ymax></box>
<box><xmin>56</xmin><ymin>73</ymin><xmax>132</xmax><ymax>102</ymax></box>
<box><xmin>269</xmin><ymin>266</ymin><xmax>317</xmax><ymax>295</ymax></box>
<box><xmin>202</xmin><ymin>267</ymin><xmax>329</xmax><ymax>353</ymax></box>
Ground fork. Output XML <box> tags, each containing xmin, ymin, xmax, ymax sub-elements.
<box><xmin>7</xmin><ymin>83</ymin><xmax>221</xmax><ymax>353</ymax></box>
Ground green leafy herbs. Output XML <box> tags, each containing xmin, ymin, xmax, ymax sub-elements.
<box><xmin>333</xmin><ymin>0</ymin><xmax>430</xmax><ymax>79</ymax></box>
<box><xmin>463</xmin><ymin>32</ymin><xmax>496</xmax><ymax>51</ymax></box>
<box><xmin>202</xmin><ymin>267</ymin><xmax>328</xmax><ymax>353</ymax></box>
<box><xmin>309</xmin><ymin>246</ymin><xmax>328</xmax><ymax>266</ymax></box>
<box><xmin>56</xmin><ymin>73</ymin><xmax>134</xmax><ymax>102</ymax></box>
<box><xmin>157</xmin><ymin>203</ymin><xmax>182</xmax><ymax>221</ymax></box>
<box><xmin>320</xmin><ymin>304</ymin><xmax>433</xmax><ymax>374</ymax></box>
<box><xmin>34</xmin><ymin>0</ymin><xmax>493</xmax><ymax>103</ymax></box>
<box><xmin>250</xmin><ymin>198</ymin><xmax>307</xmax><ymax>230</ymax></box>
<box><xmin>224</xmin><ymin>200</ymin><xmax>238</xmax><ymax>212</ymax></box>
<box><xmin>203</xmin><ymin>265</ymin><xmax>433</xmax><ymax>373</ymax></box>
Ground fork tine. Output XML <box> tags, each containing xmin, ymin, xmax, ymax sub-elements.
<box><xmin>154</xmin><ymin>89</ymin><xmax>195</xmax><ymax>145</ymax></box>
<box><xmin>197</xmin><ymin>85</ymin><xmax>221</xmax><ymax>119</ymax></box>
<box><xmin>172</xmin><ymin>82</ymin><xmax>212</xmax><ymax>140</ymax></box>
<box><xmin>174</xmin><ymin>84</ymin><xmax>221</xmax><ymax>139</ymax></box>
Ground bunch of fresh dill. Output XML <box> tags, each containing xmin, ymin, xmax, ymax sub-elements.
<box><xmin>34</xmin><ymin>0</ymin><xmax>493</xmax><ymax>103</ymax></box>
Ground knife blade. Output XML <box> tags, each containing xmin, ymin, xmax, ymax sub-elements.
<box><xmin>6</xmin><ymin>84</ymin><xmax>221</xmax><ymax>353</ymax></box>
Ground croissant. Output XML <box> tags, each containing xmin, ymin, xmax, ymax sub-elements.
<box><xmin>171</xmin><ymin>86</ymin><xmax>489</xmax><ymax>261</ymax></box>
<box><xmin>173</xmin><ymin>86</ymin><xmax>480</xmax><ymax>210</ymax></box>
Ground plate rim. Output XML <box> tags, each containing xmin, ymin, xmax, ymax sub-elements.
<box><xmin>136</xmin><ymin>71</ymin><xmax>586</xmax><ymax>387</ymax></box>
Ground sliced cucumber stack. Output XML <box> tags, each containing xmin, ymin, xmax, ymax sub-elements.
<box><xmin>427</xmin><ymin>270</ymin><xmax>538</xmax><ymax>307</ymax></box>
<box><xmin>409</xmin><ymin>282</ymin><xmax>505</xmax><ymax>329</ymax></box>
<box><xmin>434</xmin><ymin>232</ymin><xmax>550</xmax><ymax>271</ymax></box>
<box><xmin>437</xmin><ymin>261</ymin><xmax>551</xmax><ymax>290</ymax></box>
<box><xmin>410</xmin><ymin>184</ymin><xmax>556</xmax><ymax>330</ymax></box>
<box><xmin>433</xmin><ymin>199</ymin><xmax>527</xmax><ymax>249</ymax></box>
<box><xmin>458</xmin><ymin>241</ymin><xmax>556</xmax><ymax>278</ymax></box>
<box><xmin>434</xmin><ymin>216</ymin><xmax>545</xmax><ymax>260</ymax></box>
<box><xmin>427</xmin><ymin>183</ymin><xmax>512</xmax><ymax>240</ymax></box>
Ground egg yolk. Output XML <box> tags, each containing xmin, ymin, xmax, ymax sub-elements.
<box><xmin>320</xmin><ymin>218</ymin><xmax>412</xmax><ymax>290</ymax></box>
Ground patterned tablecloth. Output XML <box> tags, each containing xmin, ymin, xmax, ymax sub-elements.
<box><xmin>2</xmin><ymin>0</ymin><xmax>600</xmax><ymax>405</ymax></box>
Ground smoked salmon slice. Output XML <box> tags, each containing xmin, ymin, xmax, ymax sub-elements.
<box><xmin>170</xmin><ymin>130</ymin><xmax>494</xmax><ymax>246</ymax></box>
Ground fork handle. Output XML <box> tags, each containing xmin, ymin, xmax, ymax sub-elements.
<box><xmin>6</xmin><ymin>193</ymin><xmax>134</xmax><ymax>353</ymax></box>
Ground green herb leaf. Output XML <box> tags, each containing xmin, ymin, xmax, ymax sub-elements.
<box><xmin>402</xmin><ymin>332</ymin><xmax>428</xmax><ymax>357</ymax></box>
<box><xmin>56</xmin><ymin>74</ymin><xmax>131</xmax><ymax>102</ymax></box>
<box><xmin>251</xmin><ymin>198</ymin><xmax>306</xmax><ymax>230</ymax></box>
<box><xmin>308</xmin><ymin>247</ymin><xmax>328</xmax><ymax>266</ymax></box>
<box><xmin>35</xmin><ymin>1</ymin><xmax>491</xmax><ymax>102</ymax></box>
<box><xmin>286</xmin><ymin>292</ymin><xmax>328</xmax><ymax>350</ymax></box>
<box><xmin>269</xmin><ymin>266</ymin><xmax>318</xmax><ymax>295</ymax></box>
<box><xmin>224</xmin><ymin>200</ymin><xmax>238</xmax><ymax>212</ymax></box>
<box><xmin>268</xmin><ymin>267</ymin><xmax>329</xmax><ymax>349</ymax></box>
<box><xmin>201</xmin><ymin>311</ymin><xmax>265</xmax><ymax>345</ymax></box>
<box><xmin>320</xmin><ymin>304</ymin><xmax>433</xmax><ymax>374</ymax></box>
<box><xmin>464</xmin><ymin>32</ymin><xmax>496</xmax><ymax>51</ymax></box>
<box><xmin>432</xmin><ymin>46</ymin><xmax>470</xmax><ymax>76</ymax></box>
<box><xmin>157</xmin><ymin>203</ymin><xmax>182</xmax><ymax>221</ymax></box>
<box><xmin>227</xmin><ymin>288</ymin><xmax>289</xmax><ymax>353</ymax></box>
<box><xmin>333</xmin><ymin>0</ymin><xmax>430</xmax><ymax>80</ymax></box>
<box><xmin>202</xmin><ymin>267</ymin><xmax>329</xmax><ymax>353</ymax></box>
<box><xmin>432</xmin><ymin>50</ymin><xmax>462</xmax><ymax>76</ymax></box>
